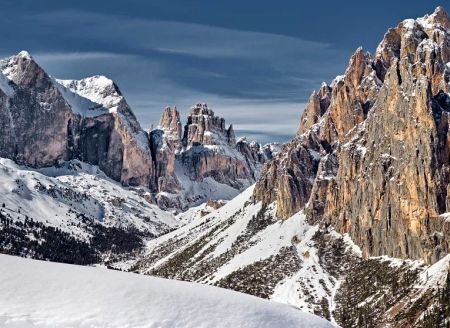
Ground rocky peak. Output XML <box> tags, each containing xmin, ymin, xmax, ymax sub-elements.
<box><xmin>56</xmin><ymin>76</ymin><xmax>124</xmax><ymax>114</ymax></box>
<box><xmin>151</xmin><ymin>104</ymin><xmax>274</xmax><ymax>211</ymax></box>
<box><xmin>344</xmin><ymin>47</ymin><xmax>372</xmax><ymax>89</ymax></box>
<box><xmin>236</xmin><ymin>137</ymin><xmax>277</xmax><ymax>165</ymax></box>
<box><xmin>298</xmin><ymin>83</ymin><xmax>332</xmax><ymax>134</ymax></box>
<box><xmin>0</xmin><ymin>50</ymin><xmax>154</xmax><ymax>189</ymax></box>
<box><xmin>182</xmin><ymin>103</ymin><xmax>233</xmax><ymax>147</ymax></box>
<box><xmin>159</xmin><ymin>106</ymin><xmax>181</xmax><ymax>131</ymax></box>
<box><xmin>421</xmin><ymin>6</ymin><xmax>450</xmax><ymax>31</ymax></box>
<box><xmin>1</xmin><ymin>51</ymin><xmax>52</xmax><ymax>91</ymax></box>
<box><xmin>227</xmin><ymin>124</ymin><xmax>236</xmax><ymax>145</ymax></box>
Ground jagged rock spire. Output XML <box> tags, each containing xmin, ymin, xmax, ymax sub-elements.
<box><xmin>227</xmin><ymin>124</ymin><xmax>236</xmax><ymax>145</ymax></box>
<box><xmin>158</xmin><ymin>106</ymin><xmax>182</xmax><ymax>152</ymax></box>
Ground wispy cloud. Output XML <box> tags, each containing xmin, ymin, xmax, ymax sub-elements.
<box><xmin>28</xmin><ymin>10</ymin><xmax>335</xmax><ymax>59</ymax></box>
<box><xmin>33</xmin><ymin>52</ymin><xmax>135</xmax><ymax>62</ymax></box>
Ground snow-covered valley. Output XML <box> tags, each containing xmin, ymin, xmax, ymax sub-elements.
<box><xmin>0</xmin><ymin>157</ymin><xmax>177</xmax><ymax>265</ymax></box>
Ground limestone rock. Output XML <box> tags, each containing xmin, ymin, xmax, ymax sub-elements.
<box><xmin>254</xmin><ymin>6</ymin><xmax>450</xmax><ymax>264</ymax></box>
<box><xmin>158</xmin><ymin>106</ymin><xmax>183</xmax><ymax>153</ymax></box>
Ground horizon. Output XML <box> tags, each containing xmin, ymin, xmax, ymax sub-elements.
<box><xmin>0</xmin><ymin>1</ymin><xmax>446</xmax><ymax>143</ymax></box>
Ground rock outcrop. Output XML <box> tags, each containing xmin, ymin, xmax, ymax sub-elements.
<box><xmin>254</xmin><ymin>6</ymin><xmax>450</xmax><ymax>264</ymax></box>
<box><xmin>323</xmin><ymin>7</ymin><xmax>450</xmax><ymax>263</ymax></box>
<box><xmin>150</xmin><ymin>106</ymin><xmax>182</xmax><ymax>194</ymax></box>
<box><xmin>0</xmin><ymin>51</ymin><xmax>73</xmax><ymax>167</ymax></box>
<box><xmin>180</xmin><ymin>104</ymin><xmax>252</xmax><ymax>184</ymax></box>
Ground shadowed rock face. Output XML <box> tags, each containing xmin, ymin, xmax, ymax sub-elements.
<box><xmin>150</xmin><ymin>107</ymin><xmax>182</xmax><ymax>194</ymax></box>
<box><xmin>255</xmin><ymin>6</ymin><xmax>450</xmax><ymax>264</ymax></box>
<box><xmin>0</xmin><ymin>52</ymin><xmax>73</xmax><ymax>167</ymax></box>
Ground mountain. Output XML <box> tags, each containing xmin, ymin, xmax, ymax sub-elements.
<box><xmin>0</xmin><ymin>51</ymin><xmax>154</xmax><ymax>187</ymax></box>
<box><xmin>132</xmin><ymin>186</ymin><xmax>360</xmax><ymax>320</ymax></box>
<box><xmin>255</xmin><ymin>6</ymin><xmax>450</xmax><ymax>264</ymax></box>
<box><xmin>0</xmin><ymin>51</ymin><xmax>274</xmax><ymax>265</ymax></box>
<box><xmin>151</xmin><ymin>104</ymin><xmax>276</xmax><ymax>210</ymax></box>
<box><xmin>131</xmin><ymin>184</ymin><xmax>450</xmax><ymax>327</ymax></box>
<box><xmin>0</xmin><ymin>254</ymin><xmax>334</xmax><ymax>328</ymax></box>
<box><xmin>132</xmin><ymin>7</ymin><xmax>450</xmax><ymax>327</ymax></box>
<box><xmin>0</xmin><ymin>52</ymin><xmax>273</xmax><ymax>209</ymax></box>
<box><xmin>0</xmin><ymin>157</ymin><xmax>177</xmax><ymax>265</ymax></box>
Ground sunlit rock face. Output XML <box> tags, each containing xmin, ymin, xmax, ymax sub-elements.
<box><xmin>254</xmin><ymin>6</ymin><xmax>450</xmax><ymax>264</ymax></box>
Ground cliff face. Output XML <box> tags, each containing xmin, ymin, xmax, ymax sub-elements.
<box><xmin>254</xmin><ymin>46</ymin><xmax>381</xmax><ymax>218</ymax></box>
<box><xmin>180</xmin><ymin>104</ymin><xmax>250</xmax><ymax>185</ymax></box>
<box><xmin>150</xmin><ymin>106</ymin><xmax>182</xmax><ymax>194</ymax></box>
<box><xmin>58</xmin><ymin>76</ymin><xmax>155</xmax><ymax>188</ymax></box>
<box><xmin>323</xmin><ymin>7</ymin><xmax>450</xmax><ymax>263</ymax></box>
<box><xmin>0</xmin><ymin>51</ymin><xmax>73</xmax><ymax>167</ymax></box>
<box><xmin>254</xmin><ymin>6</ymin><xmax>450</xmax><ymax>264</ymax></box>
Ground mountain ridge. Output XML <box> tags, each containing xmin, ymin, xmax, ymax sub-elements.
<box><xmin>0</xmin><ymin>51</ymin><xmax>274</xmax><ymax>210</ymax></box>
<box><xmin>254</xmin><ymin>5</ymin><xmax>450</xmax><ymax>264</ymax></box>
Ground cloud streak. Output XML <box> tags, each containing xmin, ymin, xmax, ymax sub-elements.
<box><xmin>33</xmin><ymin>52</ymin><xmax>135</xmax><ymax>62</ymax></box>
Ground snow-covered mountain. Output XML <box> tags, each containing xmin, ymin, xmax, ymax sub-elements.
<box><xmin>0</xmin><ymin>254</ymin><xmax>334</xmax><ymax>328</ymax></box>
<box><xmin>0</xmin><ymin>51</ymin><xmax>273</xmax><ymax>210</ymax></box>
<box><xmin>132</xmin><ymin>186</ymin><xmax>359</xmax><ymax>319</ymax></box>
<box><xmin>0</xmin><ymin>50</ymin><xmax>154</xmax><ymax>188</ymax></box>
<box><xmin>56</xmin><ymin>75</ymin><xmax>124</xmax><ymax>115</ymax></box>
<box><xmin>0</xmin><ymin>50</ymin><xmax>275</xmax><ymax>264</ymax></box>
<box><xmin>130</xmin><ymin>6</ymin><xmax>450</xmax><ymax>327</ymax></box>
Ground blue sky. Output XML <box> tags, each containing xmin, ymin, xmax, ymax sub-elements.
<box><xmin>1</xmin><ymin>0</ymin><xmax>445</xmax><ymax>142</ymax></box>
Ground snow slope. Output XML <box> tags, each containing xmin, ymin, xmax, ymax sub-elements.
<box><xmin>0</xmin><ymin>254</ymin><xmax>334</xmax><ymax>328</ymax></box>
<box><xmin>0</xmin><ymin>157</ymin><xmax>177</xmax><ymax>238</ymax></box>
<box><xmin>133</xmin><ymin>185</ymin><xmax>361</xmax><ymax>319</ymax></box>
<box><xmin>132</xmin><ymin>184</ymin><xmax>450</xmax><ymax>325</ymax></box>
<box><xmin>0</xmin><ymin>157</ymin><xmax>178</xmax><ymax>266</ymax></box>
<box><xmin>55</xmin><ymin>76</ymin><xmax>123</xmax><ymax>117</ymax></box>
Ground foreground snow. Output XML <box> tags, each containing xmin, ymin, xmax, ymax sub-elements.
<box><xmin>0</xmin><ymin>254</ymin><xmax>335</xmax><ymax>328</ymax></box>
